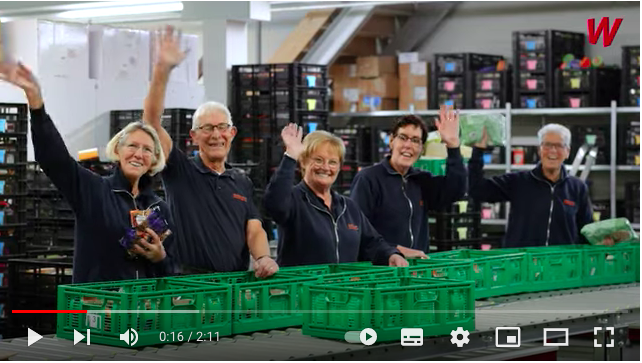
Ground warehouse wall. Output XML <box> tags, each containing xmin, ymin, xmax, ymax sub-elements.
<box><xmin>417</xmin><ymin>1</ymin><xmax>640</xmax><ymax>65</ymax></box>
<box><xmin>259</xmin><ymin>9</ymin><xmax>310</xmax><ymax>63</ymax></box>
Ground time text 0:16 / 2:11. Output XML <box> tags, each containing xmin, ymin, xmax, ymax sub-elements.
<box><xmin>159</xmin><ymin>331</ymin><xmax>219</xmax><ymax>343</ymax></box>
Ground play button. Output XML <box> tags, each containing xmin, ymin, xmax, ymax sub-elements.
<box><xmin>360</xmin><ymin>328</ymin><xmax>377</xmax><ymax>346</ymax></box>
<box><xmin>27</xmin><ymin>328</ymin><xmax>43</xmax><ymax>346</ymax></box>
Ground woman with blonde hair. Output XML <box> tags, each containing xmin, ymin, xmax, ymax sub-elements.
<box><xmin>264</xmin><ymin>124</ymin><xmax>408</xmax><ymax>267</ymax></box>
<box><xmin>0</xmin><ymin>62</ymin><xmax>175</xmax><ymax>283</ymax></box>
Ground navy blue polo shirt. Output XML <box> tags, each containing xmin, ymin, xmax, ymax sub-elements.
<box><xmin>161</xmin><ymin>147</ymin><xmax>261</xmax><ymax>272</ymax></box>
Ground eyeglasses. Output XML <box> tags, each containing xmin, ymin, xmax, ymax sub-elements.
<box><xmin>196</xmin><ymin>123</ymin><xmax>232</xmax><ymax>134</ymax></box>
<box><xmin>395</xmin><ymin>134</ymin><xmax>423</xmax><ymax>146</ymax></box>
<box><xmin>125</xmin><ymin>143</ymin><xmax>154</xmax><ymax>156</ymax></box>
<box><xmin>541</xmin><ymin>142</ymin><xmax>567</xmax><ymax>150</ymax></box>
<box><xmin>311</xmin><ymin>156</ymin><xmax>340</xmax><ymax>169</ymax></box>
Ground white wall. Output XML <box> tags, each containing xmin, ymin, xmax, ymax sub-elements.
<box><xmin>0</xmin><ymin>20</ymin><xmax>204</xmax><ymax>161</ymax></box>
<box><xmin>417</xmin><ymin>1</ymin><xmax>640</xmax><ymax>65</ymax></box>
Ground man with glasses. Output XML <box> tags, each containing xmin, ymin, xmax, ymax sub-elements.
<box><xmin>468</xmin><ymin>123</ymin><xmax>596</xmax><ymax>247</ymax></box>
<box><xmin>142</xmin><ymin>26</ymin><xmax>278</xmax><ymax>277</ymax></box>
<box><xmin>350</xmin><ymin>106</ymin><xmax>467</xmax><ymax>256</ymax></box>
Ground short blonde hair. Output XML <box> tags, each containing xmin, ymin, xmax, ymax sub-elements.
<box><xmin>299</xmin><ymin>130</ymin><xmax>345</xmax><ymax>172</ymax></box>
<box><xmin>105</xmin><ymin>122</ymin><xmax>166</xmax><ymax>176</ymax></box>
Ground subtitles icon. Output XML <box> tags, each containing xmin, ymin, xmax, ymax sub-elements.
<box><xmin>543</xmin><ymin>328</ymin><xmax>569</xmax><ymax>346</ymax></box>
<box><xmin>495</xmin><ymin>327</ymin><xmax>521</xmax><ymax>348</ymax></box>
<box><xmin>400</xmin><ymin>328</ymin><xmax>424</xmax><ymax>346</ymax></box>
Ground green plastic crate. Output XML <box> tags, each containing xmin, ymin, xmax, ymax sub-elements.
<box><xmin>422</xmin><ymin>250</ymin><xmax>528</xmax><ymax>298</ymax></box>
<box><xmin>562</xmin><ymin>244</ymin><xmax>639</xmax><ymax>287</ymax></box>
<box><xmin>301</xmin><ymin>277</ymin><xmax>475</xmax><ymax>342</ymax></box>
<box><xmin>414</xmin><ymin>157</ymin><xmax>469</xmax><ymax>176</ymax></box>
<box><xmin>57</xmin><ymin>278</ymin><xmax>232</xmax><ymax>347</ymax></box>
<box><xmin>403</xmin><ymin>258</ymin><xmax>474</xmax><ymax>282</ymax></box>
<box><xmin>281</xmin><ymin>263</ymin><xmax>397</xmax><ymax>283</ymax></box>
<box><xmin>175</xmin><ymin>271</ymin><xmax>319</xmax><ymax>334</ymax></box>
<box><xmin>480</xmin><ymin>246</ymin><xmax>584</xmax><ymax>291</ymax></box>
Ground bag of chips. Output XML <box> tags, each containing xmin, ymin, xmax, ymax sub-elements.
<box><xmin>459</xmin><ymin>113</ymin><xmax>506</xmax><ymax>147</ymax></box>
<box><xmin>580</xmin><ymin>218</ymin><xmax>639</xmax><ymax>245</ymax></box>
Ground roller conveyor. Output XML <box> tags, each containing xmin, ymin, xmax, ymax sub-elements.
<box><xmin>0</xmin><ymin>283</ymin><xmax>638</xmax><ymax>361</ymax></box>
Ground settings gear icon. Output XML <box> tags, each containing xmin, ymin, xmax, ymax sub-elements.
<box><xmin>450</xmin><ymin>327</ymin><xmax>470</xmax><ymax>347</ymax></box>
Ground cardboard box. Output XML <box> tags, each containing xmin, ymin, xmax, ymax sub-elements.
<box><xmin>358</xmin><ymin>74</ymin><xmax>399</xmax><ymax>98</ymax></box>
<box><xmin>357</xmin><ymin>96</ymin><xmax>398</xmax><ymax>112</ymax></box>
<box><xmin>398</xmin><ymin>52</ymin><xmax>419</xmax><ymax>64</ymax></box>
<box><xmin>333</xmin><ymin>84</ymin><xmax>360</xmax><ymax>113</ymax></box>
<box><xmin>399</xmin><ymin>62</ymin><xmax>430</xmax><ymax>111</ymax></box>
<box><xmin>330</xmin><ymin>64</ymin><xmax>358</xmax><ymax>79</ymax></box>
<box><xmin>357</xmin><ymin>56</ymin><xmax>397</xmax><ymax>78</ymax></box>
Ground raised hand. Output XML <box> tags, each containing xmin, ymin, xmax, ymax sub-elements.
<box><xmin>155</xmin><ymin>25</ymin><xmax>187</xmax><ymax>70</ymax></box>
<box><xmin>0</xmin><ymin>62</ymin><xmax>43</xmax><ymax>108</ymax></box>
<box><xmin>435</xmin><ymin>105</ymin><xmax>460</xmax><ymax>148</ymax></box>
<box><xmin>474</xmin><ymin>127</ymin><xmax>489</xmax><ymax>149</ymax></box>
<box><xmin>281</xmin><ymin>123</ymin><xmax>304</xmax><ymax>160</ymax></box>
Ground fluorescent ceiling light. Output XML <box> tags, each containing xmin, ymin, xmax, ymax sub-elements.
<box><xmin>57</xmin><ymin>1</ymin><xmax>183</xmax><ymax>19</ymax></box>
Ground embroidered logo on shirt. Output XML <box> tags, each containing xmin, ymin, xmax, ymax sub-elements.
<box><xmin>563</xmin><ymin>199</ymin><xmax>575</xmax><ymax>207</ymax></box>
<box><xmin>347</xmin><ymin>223</ymin><xmax>359</xmax><ymax>231</ymax></box>
<box><xmin>232</xmin><ymin>193</ymin><xmax>247</xmax><ymax>202</ymax></box>
<box><xmin>419</xmin><ymin>200</ymin><xmax>424</xmax><ymax>207</ymax></box>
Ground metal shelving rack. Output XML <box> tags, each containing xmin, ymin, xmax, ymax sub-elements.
<box><xmin>330</xmin><ymin>101</ymin><xmax>641</xmax><ymax>225</ymax></box>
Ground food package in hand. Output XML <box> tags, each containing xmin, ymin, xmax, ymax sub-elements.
<box><xmin>119</xmin><ymin>207</ymin><xmax>171</xmax><ymax>251</ymax></box>
<box><xmin>580</xmin><ymin>217</ymin><xmax>639</xmax><ymax>245</ymax></box>
<box><xmin>460</xmin><ymin>113</ymin><xmax>506</xmax><ymax>147</ymax></box>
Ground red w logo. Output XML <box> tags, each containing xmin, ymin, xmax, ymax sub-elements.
<box><xmin>587</xmin><ymin>17</ymin><xmax>623</xmax><ymax>47</ymax></box>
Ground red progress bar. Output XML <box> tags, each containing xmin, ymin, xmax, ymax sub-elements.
<box><xmin>12</xmin><ymin>310</ymin><xmax>87</xmax><ymax>313</ymax></box>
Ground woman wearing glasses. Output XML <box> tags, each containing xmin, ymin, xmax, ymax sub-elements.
<box><xmin>0</xmin><ymin>61</ymin><xmax>175</xmax><ymax>283</ymax></box>
<box><xmin>350</xmin><ymin>106</ymin><xmax>466</xmax><ymax>256</ymax></box>
<box><xmin>263</xmin><ymin>124</ymin><xmax>409</xmax><ymax>267</ymax></box>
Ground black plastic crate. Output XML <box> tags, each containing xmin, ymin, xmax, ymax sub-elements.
<box><xmin>519</xmin><ymin>73</ymin><xmax>548</xmax><ymax>92</ymax></box>
<box><xmin>0</xmin><ymin>103</ymin><xmax>28</xmax><ymax>135</ymax></box>
<box><xmin>618</xmin><ymin>122</ymin><xmax>640</xmax><ymax>164</ymax></box>
<box><xmin>230</xmin><ymin>136</ymin><xmax>283</xmax><ymax>166</ymax></box>
<box><xmin>331</xmin><ymin>126</ymin><xmax>376</xmax><ymax>164</ymax></box>
<box><xmin>512</xmin><ymin>30</ymin><xmax>585</xmax><ymax>107</ymax></box>
<box><xmin>621</xmin><ymin>46</ymin><xmax>640</xmax><ymax>106</ymax></box>
<box><xmin>27</xmin><ymin>197</ymin><xmax>74</xmax><ymax>222</ymax></box>
<box><xmin>470</xmin><ymin>70</ymin><xmax>512</xmax><ymax>109</ymax></box>
<box><xmin>519</xmin><ymin>93</ymin><xmax>548</xmax><ymax>108</ymax></box>
<box><xmin>554</xmin><ymin>68</ymin><xmax>621</xmax><ymax>107</ymax></box>
<box><xmin>571</xmin><ymin>125</ymin><xmax>610</xmax><ymax>164</ymax></box>
<box><xmin>109</xmin><ymin>109</ymin><xmax>143</xmax><ymax>137</ymax></box>
<box><xmin>24</xmin><ymin>224</ymin><xmax>75</xmax><ymax>248</ymax></box>
<box><xmin>333</xmin><ymin>162</ymin><xmax>360</xmax><ymax>193</ymax></box>
<box><xmin>429</xmin><ymin>211</ymin><xmax>482</xmax><ymax>241</ymax></box>
<box><xmin>0</xmin><ymin>135</ymin><xmax>27</xmax><ymax>164</ymax></box>
<box><xmin>437</xmin><ymin>92</ymin><xmax>465</xmax><ymax>109</ymax></box>
<box><xmin>232</xmin><ymin>63</ymin><xmax>328</xmax><ymax>91</ymax></box>
<box><xmin>431</xmin><ymin>238</ymin><xmax>484</xmax><ymax>252</ymax></box>
<box><xmin>437</xmin><ymin>76</ymin><xmax>466</xmax><ymax>93</ymax></box>
<box><xmin>434</xmin><ymin>53</ymin><xmax>504</xmax><ymax>75</ymax></box>
<box><xmin>160</xmin><ymin>108</ymin><xmax>194</xmax><ymax>137</ymax></box>
<box><xmin>6</xmin><ymin>257</ymin><xmax>72</xmax><ymax>338</ymax></box>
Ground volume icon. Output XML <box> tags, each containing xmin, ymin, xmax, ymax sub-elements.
<box><xmin>119</xmin><ymin>328</ymin><xmax>138</xmax><ymax>346</ymax></box>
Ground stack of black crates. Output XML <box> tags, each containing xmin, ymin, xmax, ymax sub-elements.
<box><xmin>513</xmin><ymin>30</ymin><xmax>585</xmax><ymax>108</ymax></box>
<box><xmin>0</xmin><ymin>104</ymin><xmax>29</xmax><ymax>338</ymax></box>
<box><xmin>329</xmin><ymin>125</ymin><xmax>378</xmax><ymax>195</ymax></box>
<box><xmin>618</xmin><ymin>121</ymin><xmax>639</xmax><ymax>167</ymax></box>
<box><xmin>621</xmin><ymin>46</ymin><xmax>640</xmax><ymax>107</ymax></box>
<box><xmin>624</xmin><ymin>182</ymin><xmax>640</xmax><ymax>225</ymax></box>
<box><xmin>230</xmin><ymin>63</ymin><xmax>329</xmax><ymax>239</ymax></box>
<box><xmin>554</xmin><ymin>67</ymin><xmax>621</xmax><ymax>107</ymax></box>
<box><xmin>429</xmin><ymin>199</ymin><xmax>485</xmax><ymax>251</ymax></box>
<box><xmin>431</xmin><ymin>53</ymin><xmax>505</xmax><ymax>109</ymax></box>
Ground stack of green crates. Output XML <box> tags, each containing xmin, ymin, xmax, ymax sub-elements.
<box><xmin>479</xmin><ymin>246</ymin><xmax>585</xmax><ymax>292</ymax></box>
<box><xmin>280</xmin><ymin>263</ymin><xmax>398</xmax><ymax>283</ymax></box>
<box><xmin>173</xmin><ymin>271</ymin><xmax>319</xmax><ymax>334</ymax></box>
<box><xmin>301</xmin><ymin>277</ymin><xmax>475</xmax><ymax>342</ymax></box>
<box><xmin>57</xmin><ymin>278</ymin><xmax>232</xmax><ymax>347</ymax></box>
<box><xmin>422</xmin><ymin>250</ymin><xmax>528</xmax><ymax>298</ymax></box>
